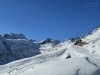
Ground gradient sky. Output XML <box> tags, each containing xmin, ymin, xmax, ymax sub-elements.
<box><xmin>0</xmin><ymin>0</ymin><xmax>100</xmax><ymax>41</ymax></box>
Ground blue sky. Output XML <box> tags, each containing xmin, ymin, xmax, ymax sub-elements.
<box><xmin>0</xmin><ymin>0</ymin><xmax>100</xmax><ymax>40</ymax></box>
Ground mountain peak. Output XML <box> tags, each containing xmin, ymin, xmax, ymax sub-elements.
<box><xmin>40</xmin><ymin>38</ymin><xmax>60</xmax><ymax>45</ymax></box>
<box><xmin>2</xmin><ymin>33</ymin><xmax>27</xmax><ymax>39</ymax></box>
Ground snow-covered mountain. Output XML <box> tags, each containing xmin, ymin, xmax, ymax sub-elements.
<box><xmin>2</xmin><ymin>33</ymin><xmax>27</xmax><ymax>39</ymax></box>
<box><xmin>0</xmin><ymin>26</ymin><xmax>100</xmax><ymax>75</ymax></box>
<box><xmin>82</xmin><ymin>26</ymin><xmax>100</xmax><ymax>55</ymax></box>
<box><xmin>0</xmin><ymin>33</ymin><xmax>40</xmax><ymax>65</ymax></box>
<box><xmin>0</xmin><ymin>34</ymin><xmax>60</xmax><ymax>65</ymax></box>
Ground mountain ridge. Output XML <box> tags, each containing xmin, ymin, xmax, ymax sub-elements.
<box><xmin>0</xmin><ymin>26</ymin><xmax>100</xmax><ymax>75</ymax></box>
<box><xmin>0</xmin><ymin>26</ymin><xmax>100</xmax><ymax>65</ymax></box>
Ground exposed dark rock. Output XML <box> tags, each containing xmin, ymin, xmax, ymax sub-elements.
<box><xmin>70</xmin><ymin>38</ymin><xmax>76</xmax><ymax>42</ymax></box>
<box><xmin>74</xmin><ymin>39</ymin><xmax>87</xmax><ymax>46</ymax></box>
<box><xmin>65</xmin><ymin>53</ymin><xmax>71</xmax><ymax>59</ymax></box>
<box><xmin>40</xmin><ymin>38</ymin><xmax>60</xmax><ymax>45</ymax></box>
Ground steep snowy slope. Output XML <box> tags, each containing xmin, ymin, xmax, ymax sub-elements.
<box><xmin>82</xmin><ymin>26</ymin><xmax>100</xmax><ymax>56</ymax></box>
<box><xmin>83</xmin><ymin>26</ymin><xmax>100</xmax><ymax>42</ymax></box>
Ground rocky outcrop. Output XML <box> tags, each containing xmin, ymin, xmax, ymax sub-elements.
<box><xmin>74</xmin><ymin>39</ymin><xmax>87</xmax><ymax>46</ymax></box>
<box><xmin>40</xmin><ymin>38</ymin><xmax>60</xmax><ymax>45</ymax></box>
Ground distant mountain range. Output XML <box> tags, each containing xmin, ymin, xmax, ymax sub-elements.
<box><xmin>0</xmin><ymin>26</ymin><xmax>100</xmax><ymax>75</ymax></box>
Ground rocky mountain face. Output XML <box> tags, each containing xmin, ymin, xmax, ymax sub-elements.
<box><xmin>2</xmin><ymin>33</ymin><xmax>27</xmax><ymax>39</ymax></box>
<box><xmin>0</xmin><ymin>33</ymin><xmax>60</xmax><ymax>65</ymax></box>
<box><xmin>0</xmin><ymin>33</ymin><xmax>40</xmax><ymax>65</ymax></box>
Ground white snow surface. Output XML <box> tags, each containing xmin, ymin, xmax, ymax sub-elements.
<box><xmin>0</xmin><ymin>27</ymin><xmax>100</xmax><ymax>75</ymax></box>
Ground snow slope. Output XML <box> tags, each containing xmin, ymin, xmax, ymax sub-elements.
<box><xmin>0</xmin><ymin>41</ymin><xmax>100</xmax><ymax>75</ymax></box>
<box><xmin>0</xmin><ymin>27</ymin><xmax>100</xmax><ymax>75</ymax></box>
<box><xmin>0</xmin><ymin>44</ymin><xmax>100</xmax><ymax>75</ymax></box>
<box><xmin>20</xmin><ymin>57</ymin><xmax>100</xmax><ymax>75</ymax></box>
<box><xmin>82</xmin><ymin>26</ymin><xmax>100</xmax><ymax>56</ymax></box>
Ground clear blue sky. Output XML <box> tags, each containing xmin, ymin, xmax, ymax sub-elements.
<box><xmin>0</xmin><ymin>0</ymin><xmax>100</xmax><ymax>40</ymax></box>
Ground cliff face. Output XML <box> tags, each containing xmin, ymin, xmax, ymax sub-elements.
<box><xmin>0</xmin><ymin>33</ymin><xmax>40</xmax><ymax>65</ymax></box>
